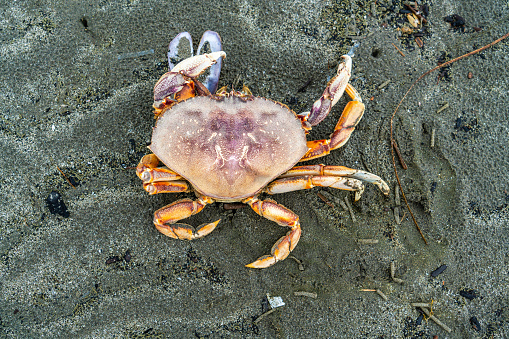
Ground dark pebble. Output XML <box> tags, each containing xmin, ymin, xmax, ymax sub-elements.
<box><xmin>460</xmin><ymin>289</ymin><xmax>478</xmax><ymax>300</ymax></box>
<box><xmin>470</xmin><ymin>316</ymin><xmax>481</xmax><ymax>331</ymax></box>
<box><xmin>124</xmin><ymin>250</ymin><xmax>131</xmax><ymax>262</ymax></box>
<box><xmin>431</xmin><ymin>264</ymin><xmax>447</xmax><ymax>277</ymax></box>
<box><xmin>46</xmin><ymin>191</ymin><xmax>70</xmax><ymax>218</ymax></box>
<box><xmin>106</xmin><ymin>256</ymin><xmax>121</xmax><ymax>264</ymax></box>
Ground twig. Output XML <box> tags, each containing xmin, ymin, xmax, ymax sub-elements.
<box><xmin>436</xmin><ymin>103</ymin><xmax>449</xmax><ymax>114</ymax></box>
<box><xmin>360</xmin><ymin>289</ymin><xmax>388</xmax><ymax>301</ymax></box>
<box><xmin>392</xmin><ymin>43</ymin><xmax>406</xmax><ymax>57</ymax></box>
<box><xmin>56</xmin><ymin>166</ymin><xmax>76</xmax><ymax>189</ymax></box>
<box><xmin>344</xmin><ymin>196</ymin><xmax>356</xmax><ymax>222</ymax></box>
<box><xmin>288</xmin><ymin>255</ymin><xmax>305</xmax><ymax>271</ymax></box>
<box><xmin>376</xmin><ymin>289</ymin><xmax>388</xmax><ymax>301</ymax></box>
<box><xmin>419</xmin><ymin>307</ymin><xmax>452</xmax><ymax>333</ymax></box>
<box><xmin>390</xmin><ymin>261</ymin><xmax>404</xmax><ymax>283</ymax></box>
<box><xmin>317</xmin><ymin>192</ymin><xmax>335</xmax><ymax>208</ymax></box>
<box><xmin>357</xmin><ymin>238</ymin><xmax>379</xmax><ymax>244</ymax></box>
<box><xmin>391</xmin><ymin>139</ymin><xmax>408</xmax><ymax>170</ymax></box>
<box><xmin>378</xmin><ymin>80</ymin><xmax>391</xmax><ymax>90</ymax></box>
<box><xmin>294</xmin><ymin>291</ymin><xmax>318</xmax><ymax>298</ymax></box>
<box><xmin>389</xmin><ymin>31</ymin><xmax>509</xmax><ymax>245</ymax></box>
<box><xmin>253</xmin><ymin>308</ymin><xmax>276</xmax><ymax>324</ymax></box>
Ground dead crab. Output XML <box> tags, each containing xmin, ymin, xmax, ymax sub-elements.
<box><xmin>137</xmin><ymin>31</ymin><xmax>389</xmax><ymax>268</ymax></box>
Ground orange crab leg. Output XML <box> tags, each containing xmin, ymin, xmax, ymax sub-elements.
<box><xmin>275</xmin><ymin>164</ymin><xmax>390</xmax><ymax>195</ymax></box>
<box><xmin>137</xmin><ymin>153</ymin><xmax>184</xmax><ymax>182</ymax></box>
<box><xmin>243</xmin><ymin>197</ymin><xmax>301</xmax><ymax>268</ymax></box>
<box><xmin>153</xmin><ymin>196</ymin><xmax>220</xmax><ymax>240</ymax></box>
<box><xmin>143</xmin><ymin>181</ymin><xmax>189</xmax><ymax>195</ymax></box>
<box><xmin>265</xmin><ymin>175</ymin><xmax>364</xmax><ymax>195</ymax></box>
<box><xmin>300</xmin><ymin>84</ymin><xmax>365</xmax><ymax>161</ymax></box>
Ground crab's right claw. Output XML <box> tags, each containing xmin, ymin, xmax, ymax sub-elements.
<box><xmin>306</xmin><ymin>55</ymin><xmax>353</xmax><ymax>126</ymax></box>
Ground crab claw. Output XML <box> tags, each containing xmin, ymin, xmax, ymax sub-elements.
<box><xmin>307</xmin><ymin>55</ymin><xmax>352</xmax><ymax>126</ymax></box>
<box><xmin>197</xmin><ymin>31</ymin><xmax>223</xmax><ymax>93</ymax></box>
<box><xmin>153</xmin><ymin>51</ymin><xmax>226</xmax><ymax>108</ymax></box>
<box><xmin>168</xmin><ymin>32</ymin><xmax>194</xmax><ymax>70</ymax></box>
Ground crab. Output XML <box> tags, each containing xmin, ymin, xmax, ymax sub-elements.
<box><xmin>137</xmin><ymin>31</ymin><xmax>389</xmax><ymax>268</ymax></box>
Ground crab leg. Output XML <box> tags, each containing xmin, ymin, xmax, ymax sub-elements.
<box><xmin>136</xmin><ymin>154</ymin><xmax>189</xmax><ymax>194</ymax></box>
<box><xmin>275</xmin><ymin>164</ymin><xmax>390</xmax><ymax>195</ymax></box>
<box><xmin>136</xmin><ymin>154</ymin><xmax>183</xmax><ymax>181</ymax></box>
<box><xmin>266</xmin><ymin>175</ymin><xmax>364</xmax><ymax>195</ymax></box>
<box><xmin>153</xmin><ymin>196</ymin><xmax>220</xmax><ymax>240</ymax></box>
<box><xmin>300</xmin><ymin>83</ymin><xmax>365</xmax><ymax>161</ymax></box>
<box><xmin>243</xmin><ymin>197</ymin><xmax>301</xmax><ymax>268</ymax></box>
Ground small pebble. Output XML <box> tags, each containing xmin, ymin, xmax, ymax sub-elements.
<box><xmin>431</xmin><ymin>264</ymin><xmax>447</xmax><ymax>277</ymax></box>
<box><xmin>470</xmin><ymin>316</ymin><xmax>481</xmax><ymax>332</ymax></box>
<box><xmin>46</xmin><ymin>191</ymin><xmax>70</xmax><ymax>218</ymax></box>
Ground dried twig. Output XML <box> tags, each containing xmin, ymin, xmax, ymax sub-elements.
<box><xmin>294</xmin><ymin>291</ymin><xmax>318</xmax><ymax>298</ymax></box>
<box><xmin>389</xmin><ymin>31</ymin><xmax>509</xmax><ymax>245</ymax></box>
<box><xmin>391</xmin><ymin>139</ymin><xmax>408</xmax><ymax>170</ymax></box>
<box><xmin>56</xmin><ymin>166</ymin><xmax>76</xmax><ymax>189</ymax></box>
<box><xmin>344</xmin><ymin>196</ymin><xmax>356</xmax><ymax>222</ymax></box>
<box><xmin>253</xmin><ymin>308</ymin><xmax>276</xmax><ymax>324</ymax></box>
<box><xmin>391</xmin><ymin>43</ymin><xmax>406</xmax><ymax>57</ymax></box>
<box><xmin>317</xmin><ymin>192</ymin><xmax>334</xmax><ymax>208</ymax></box>
<box><xmin>419</xmin><ymin>306</ymin><xmax>452</xmax><ymax>333</ymax></box>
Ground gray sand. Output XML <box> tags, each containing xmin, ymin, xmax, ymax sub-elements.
<box><xmin>1</xmin><ymin>0</ymin><xmax>508</xmax><ymax>338</ymax></box>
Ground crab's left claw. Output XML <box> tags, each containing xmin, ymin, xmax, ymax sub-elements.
<box><xmin>153</xmin><ymin>51</ymin><xmax>226</xmax><ymax>109</ymax></box>
<box><xmin>197</xmin><ymin>31</ymin><xmax>223</xmax><ymax>93</ymax></box>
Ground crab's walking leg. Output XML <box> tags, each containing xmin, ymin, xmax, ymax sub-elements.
<box><xmin>300</xmin><ymin>83</ymin><xmax>365</xmax><ymax>161</ymax></box>
<box><xmin>136</xmin><ymin>154</ymin><xmax>189</xmax><ymax>194</ymax></box>
<box><xmin>153</xmin><ymin>196</ymin><xmax>220</xmax><ymax>240</ymax></box>
<box><xmin>272</xmin><ymin>164</ymin><xmax>390</xmax><ymax>195</ymax></box>
<box><xmin>243</xmin><ymin>197</ymin><xmax>301</xmax><ymax>268</ymax></box>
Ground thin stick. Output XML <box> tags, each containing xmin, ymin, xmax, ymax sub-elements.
<box><xmin>56</xmin><ymin>166</ymin><xmax>76</xmax><ymax>189</ymax></box>
<box><xmin>389</xmin><ymin>31</ymin><xmax>509</xmax><ymax>245</ymax></box>
<box><xmin>357</xmin><ymin>238</ymin><xmax>379</xmax><ymax>244</ymax></box>
<box><xmin>419</xmin><ymin>307</ymin><xmax>452</xmax><ymax>333</ymax></box>
<box><xmin>253</xmin><ymin>308</ymin><xmax>276</xmax><ymax>324</ymax></box>
<box><xmin>391</xmin><ymin>139</ymin><xmax>408</xmax><ymax>170</ymax></box>
<box><xmin>294</xmin><ymin>291</ymin><xmax>318</xmax><ymax>298</ymax></box>
<box><xmin>376</xmin><ymin>289</ymin><xmax>388</xmax><ymax>301</ymax></box>
<box><xmin>392</xmin><ymin>43</ymin><xmax>406</xmax><ymax>57</ymax></box>
<box><xmin>344</xmin><ymin>196</ymin><xmax>356</xmax><ymax>222</ymax></box>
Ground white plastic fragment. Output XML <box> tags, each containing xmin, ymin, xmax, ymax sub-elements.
<box><xmin>267</xmin><ymin>293</ymin><xmax>285</xmax><ymax>308</ymax></box>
